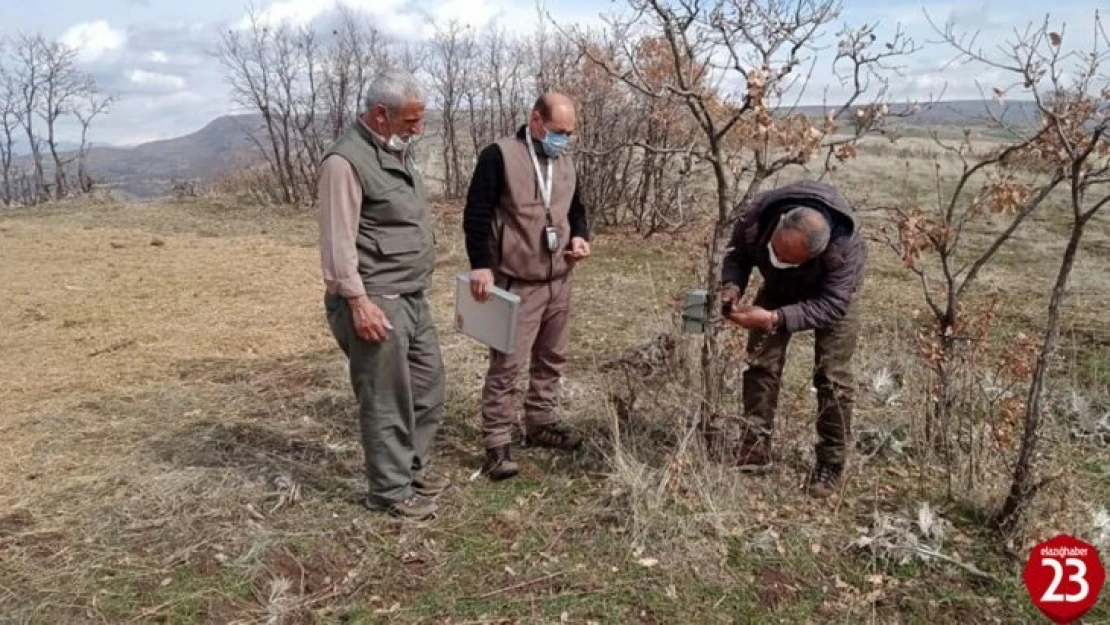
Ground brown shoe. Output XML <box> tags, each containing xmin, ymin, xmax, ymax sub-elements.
<box><xmin>806</xmin><ymin>462</ymin><xmax>842</xmax><ymax>498</ymax></box>
<box><xmin>413</xmin><ymin>472</ymin><xmax>451</xmax><ymax>497</ymax></box>
<box><xmin>367</xmin><ymin>494</ymin><xmax>438</xmax><ymax>520</ymax></box>
<box><xmin>482</xmin><ymin>445</ymin><xmax>520</xmax><ymax>481</ymax></box>
<box><xmin>524</xmin><ymin>422</ymin><xmax>583</xmax><ymax>451</ymax></box>
<box><xmin>734</xmin><ymin>439</ymin><xmax>773</xmax><ymax>473</ymax></box>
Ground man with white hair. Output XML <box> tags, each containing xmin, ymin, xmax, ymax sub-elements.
<box><xmin>716</xmin><ymin>180</ymin><xmax>867</xmax><ymax>498</ymax></box>
<box><xmin>316</xmin><ymin>70</ymin><xmax>447</xmax><ymax>520</ymax></box>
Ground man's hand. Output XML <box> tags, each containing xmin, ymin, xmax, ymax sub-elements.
<box><xmin>727</xmin><ymin>305</ymin><xmax>778</xmax><ymax>332</ymax></box>
<box><xmin>348</xmin><ymin>295</ymin><xmax>393</xmax><ymax>342</ymax></box>
<box><xmin>469</xmin><ymin>268</ymin><xmax>494</xmax><ymax>301</ymax></box>
<box><xmin>719</xmin><ymin>283</ymin><xmax>740</xmax><ymax>315</ymax></box>
<box><xmin>565</xmin><ymin>236</ymin><xmax>591</xmax><ymax>261</ymax></box>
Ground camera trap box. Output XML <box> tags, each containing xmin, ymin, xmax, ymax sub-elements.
<box><xmin>682</xmin><ymin>289</ymin><xmax>709</xmax><ymax>333</ymax></box>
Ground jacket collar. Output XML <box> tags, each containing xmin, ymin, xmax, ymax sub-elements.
<box><xmin>353</xmin><ymin>119</ymin><xmax>413</xmax><ymax>180</ymax></box>
<box><xmin>516</xmin><ymin>123</ymin><xmax>549</xmax><ymax>158</ymax></box>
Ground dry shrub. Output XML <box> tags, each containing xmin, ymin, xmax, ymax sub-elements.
<box><xmin>206</xmin><ymin>164</ymin><xmax>297</xmax><ymax>206</ymax></box>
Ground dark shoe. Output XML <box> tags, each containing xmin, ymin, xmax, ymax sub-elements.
<box><xmin>367</xmin><ymin>494</ymin><xmax>438</xmax><ymax>520</ymax></box>
<box><xmin>734</xmin><ymin>439</ymin><xmax>773</xmax><ymax>473</ymax></box>
<box><xmin>524</xmin><ymin>421</ymin><xmax>583</xmax><ymax>451</ymax></box>
<box><xmin>807</xmin><ymin>461</ymin><xmax>843</xmax><ymax>498</ymax></box>
<box><xmin>482</xmin><ymin>445</ymin><xmax>520</xmax><ymax>481</ymax></box>
<box><xmin>413</xmin><ymin>472</ymin><xmax>451</xmax><ymax>497</ymax></box>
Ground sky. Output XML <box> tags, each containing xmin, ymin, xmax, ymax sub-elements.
<box><xmin>0</xmin><ymin>0</ymin><xmax>1104</xmax><ymax>147</ymax></box>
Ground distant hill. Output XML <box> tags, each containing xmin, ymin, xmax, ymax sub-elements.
<box><xmin>7</xmin><ymin>99</ymin><xmax>1043</xmax><ymax>200</ymax></box>
<box><xmin>795</xmin><ymin>99</ymin><xmax>1041</xmax><ymax>126</ymax></box>
<box><xmin>4</xmin><ymin>114</ymin><xmax>261</xmax><ymax>200</ymax></box>
<box><xmin>10</xmin><ymin>139</ymin><xmax>86</xmax><ymax>156</ymax></box>
<box><xmin>82</xmin><ymin>114</ymin><xmax>262</xmax><ymax>199</ymax></box>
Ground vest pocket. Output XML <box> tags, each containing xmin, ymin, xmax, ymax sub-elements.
<box><xmin>376</xmin><ymin>232</ymin><xmax>425</xmax><ymax>256</ymax></box>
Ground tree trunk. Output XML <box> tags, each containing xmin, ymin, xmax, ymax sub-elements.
<box><xmin>1</xmin><ymin>124</ymin><xmax>13</xmax><ymax>203</ymax></box>
<box><xmin>259</xmin><ymin>111</ymin><xmax>291</xmax><ymax>205</ymax></box>
<box><xmin>449</xmin><ymin>109</ymin><xmax>463</xmax><ymax>199</ymax></box>
<box><xmin>935</xmin><ymin>351</ymin><xmax>955</xmax><ymax>498</ymax></box>
<box><xmin>998</xmin><ymin>213</ymin><xmax>1090</xmax><ymax>529</ymax></box>
<box><xmin>78</xmin><ymin>121</ymin><xmax>91</xmax><ymax>193</ymax></box>
<box><xmin>700</xmin><ymin>164</ymin><xmax>765</xmax><ymax>422</ymax></box>
<box><xmin>49</xmin><ymin>144</ymin><xmax>65</xmax><ymax>200</ymax></box>
<box><xmin>635</xmin><ymin>151</ymin><xmax>655</xmax><ymax>233</ymax></box>
<box><xmin>22</xmin><ymin>121</ymin><xmax>46</xmax><ymax>201</ymax></box>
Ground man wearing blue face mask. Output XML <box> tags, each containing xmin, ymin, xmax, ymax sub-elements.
<box><xmin>714</xmin><ymin>180</ymin><xmax>867</xmax><ymax>499</ymax></box>
<box><xmin>463</xmin><ymin>92</ymin><xmax>592</xmax><ymax>480</ymax></box>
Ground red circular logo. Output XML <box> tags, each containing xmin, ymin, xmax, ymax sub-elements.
<box><xmin>1023</xmin><ymin>535</ymin><xmax>1105</xmax><ymax>623</ymax></box>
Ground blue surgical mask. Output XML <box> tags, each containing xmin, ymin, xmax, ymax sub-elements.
<box><xmin>540</xmin><ymin>130</ymin><xmax>569</xmax><ymax>158</ymax></box>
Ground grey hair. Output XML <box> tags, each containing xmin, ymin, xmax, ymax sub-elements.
<box><xmin>778</xmin><ymin>206</ymin><xmax>831</xmax><ymax>256</ymax></box>
<box><xmin>364</xmin><ymin>70</ymin><xmax>425</xmax><ymax>112</ymax></box>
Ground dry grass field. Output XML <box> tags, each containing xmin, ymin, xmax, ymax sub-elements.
<box><xmin>1</xmin><ymin>151</ymin><xmax>1109</xmax><ymax>623</ymax></box>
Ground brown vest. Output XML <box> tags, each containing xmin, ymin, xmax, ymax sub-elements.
<box><xmin>488</xmin><ymin>134</ymin><xmax>576</xmax><ymax>282</ymax></box>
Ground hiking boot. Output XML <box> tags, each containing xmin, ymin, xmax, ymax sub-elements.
<box><xmin>734</xmin><ymin>439</ymin><xmax>773</xmax><ymax>473</ymax></box>
<box><xmin>482</xmin><ymin>445</ymin><xmax>520</xmax><ymax>481</ymax></box>
<box><xmin>367</xmin><ymin>494</ymin><xmax>438</xmax><ymax>521</ymax></box>
<box><xmin>806</xmin><ymin>461</ymin><xmax>843</xmax><ymax>498</ymax></box>
<box><xmin>524</xmin><ymin>421</ymin><xmax>583</xmax><ymax>451</ymax></box>
<box><xmin>413</xmin><ymin>472</ymin><xmax>451</xmax><ymax>497</ymax></box>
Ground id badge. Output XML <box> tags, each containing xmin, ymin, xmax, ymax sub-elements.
<box><xmin>543</xmin><ymin>226</ymin><xmax>559</xmax><ymax>253</ymax></box>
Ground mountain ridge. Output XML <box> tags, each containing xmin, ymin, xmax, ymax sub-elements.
<box><xmin>8</xmin><ymin>99</ymin><xmax>1043</xmax><ymax>200</ymax></box>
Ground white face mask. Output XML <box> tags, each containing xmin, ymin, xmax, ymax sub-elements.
<box><xmin>387</xmin><ymin>133</ymin><xmax>414</xmax><ymax>151</ymax></box>
<box><xmin>768</xmin><ymin>242</ymin><xmax>800</xmax><ymax>269</ymax></box>
<box><xmin>370</xmin><ymin>109</ymin><xmax>420</xmax><ymax>153</ymax></box>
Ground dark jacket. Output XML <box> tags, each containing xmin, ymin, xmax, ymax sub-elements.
<box><xmin>463</xmin><ymin>125</ymin><xmax>589</xmax><ymax>272</ymax></box>
<box><xmin>720</xmin><ymin>180</ymin><xmax>866</xmax><ymax>333</ymax></box>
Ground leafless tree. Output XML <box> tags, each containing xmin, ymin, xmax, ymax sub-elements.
<box><xmin>427</xmin><ymin>20</ymin><xmax>478</xmax><ymax>200</ymax></box>
<box><xmin>217</xmin><ymin>5</ymin><xmax>447</xmax><ymax>205</ymax></box>
<box><xmin>387</xmin><ymin>40</ymin><xmax>429</xmax><ymax>75</ymax></box>
<box><xmin>478</xmin><ymin>25</ymin><xmax>531</xmax><ymax>140</ymax></box>
<box><xmin>74</xmin><ymin>92</ymin><xmax>114</xmax><ymax>194</ymax></box>
<box><xmin>0</xmin><ymin>33</ymin><xmax>111</xmax><ymax>205</ymax></box>
<box><xmin>8</xmin><ymin>34</ymin><xmax>49</xmax><ymax>201</ymax></box>
<box><xmin>37</xmin><ymin>38</ymin><xmax>94</xmax><ymax>200</ymax></box>
<box><xmin>216</xmin><ymin>9</ymin><xmax>295</xmax><ymax>204</ymax></box>
<box><xmin>217</xmin><ymin>8</ymin><xmax>334</xmax><ymax>205</ymax></box>
<box><xmin>0</xmin><ymin>60</ymin><xmax>18</xmax><ymax>204</ymax></box>
<box><xmin>320</xmin><ymin>6</ymin><xmax>389</xmax><ymax>141</ymax></box>
<box><xmin>882</xmin><ymin>125</ymin><xmax>1064</xmax><ymax>493</ymax></box>
<box><xmin>929</xmin><ymin>11</ymin><xmax>1110</xmax><ymax>531</ymax></box>
<box><xmin>570</xmin><ymin>0</ymin><xmax>920</xmax><ymax>418</ymax></box>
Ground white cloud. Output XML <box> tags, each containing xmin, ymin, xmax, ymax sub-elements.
<box><xmin>148</xmin><ymin>50</ymin><xmax>170</xmax><ymax>64</ymax></box>
<box><xmin>59</xmin><ymin>20</ymin><xmax>127</xmax><ymax>63</ymax></box>
<box><xmin>243</xmin><ymin>0</ymin><xmax>332</xmax><ymax>28</ymax></box>
<box><xmin>128</xmin><ymin>69</ymin><xmax>187</xmax><ymax>91</ymax></box>
<box><xmin>239</xmin><ymin>0</ymin><xmax>405</xmax><ymax>30</ymax></box>
<box><xmin>235</xmin><ymin>0</ymin><xmax>547</xmax><ymax>40</ymax></box>
<box><xmin>431</xmin><ymin>0</ymin><xmax>501</xmax><ymax>29</ymax></box>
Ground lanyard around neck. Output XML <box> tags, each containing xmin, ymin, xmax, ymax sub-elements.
<box><xmin>525</xmin><ymin>126</ymin><xmax>553</xmax><ymax>219</ymax></box>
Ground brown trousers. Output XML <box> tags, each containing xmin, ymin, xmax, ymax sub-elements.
<box><xmin>480</xmin><ymin>274</ymin><xmax>571</xmax><ymax>448</ymax></box>
<box><xmin>740</xmin><ymin>292</ymin><xmax>860</xmax><ymax>465</ymax></box>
